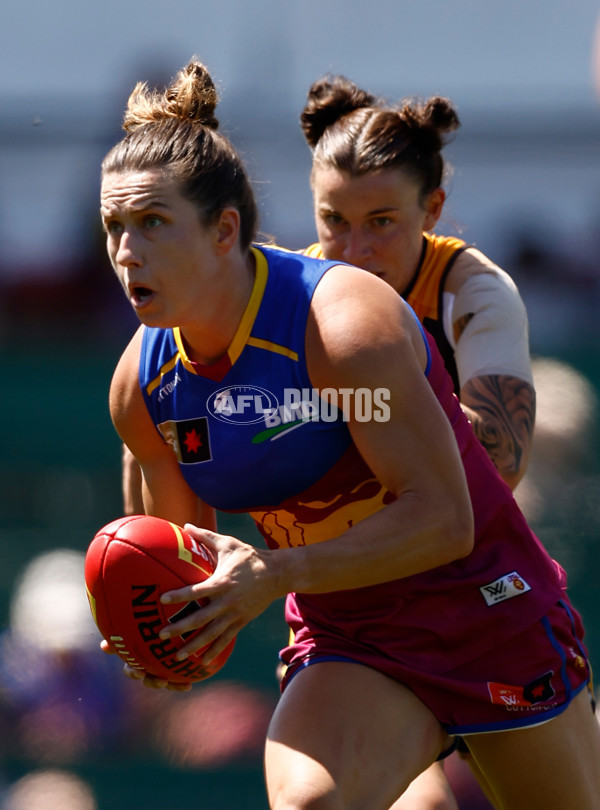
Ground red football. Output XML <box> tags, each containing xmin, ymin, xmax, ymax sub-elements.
<box><xmin>84</xmin><ymin>515</ymin><xmax>235</xmax><ymax>684</ymax></box>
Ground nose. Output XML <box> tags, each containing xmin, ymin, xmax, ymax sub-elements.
<box><xmin>341</xmin><ymin>227</ymin><xmax>371</xmax><ymax>266</ymax></box>
<box><xmin>115</xmin><ymin>228</ymin><xmax>143</xmax><ymax>268</ymax></box>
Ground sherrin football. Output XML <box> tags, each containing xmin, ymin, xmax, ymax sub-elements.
<box><xmin>84</xmin><ymin>515</ymin><xmax>235</xmax><ymax>684</ymax></box>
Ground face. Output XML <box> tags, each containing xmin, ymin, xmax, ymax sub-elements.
<box><xmin>100</xmin><ymin>168</ymin><xmax>222</xmax><ymax>329</ymax></box>
<box><xmin>312</xmin><ymin>167</ymin><xmax>444</xmax><ymax>293</ymax></box>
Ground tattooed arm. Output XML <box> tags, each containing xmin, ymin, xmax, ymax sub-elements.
<box><xmin>460</xmin><ymin>374</ymin><xmax>536</xmax><ymax>490</ymax></box>
<box><xmin>447</xmin><ymin>249</ymin><xmax>536</xmax><ymax>491</ymax></box>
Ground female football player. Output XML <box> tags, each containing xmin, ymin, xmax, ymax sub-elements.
<box><xmin>101</xmin><ymin>59</ymin><xmax>600</xmax><ymax>810</ymax></box>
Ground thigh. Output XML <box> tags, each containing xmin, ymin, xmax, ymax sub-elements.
<box><xmin>466</xmin><ymin>689</ymin><xmax>600</xmax><ymax>810</ymax></box>
<box><xmin>265</xmin><ymin>661</ymin><xmax>450</xmax><ymax>810</ymax></box>
<box><xmin>389</xmin><ymin>762</ymin><xmax>459</xmax><ymax>810</ymax></box>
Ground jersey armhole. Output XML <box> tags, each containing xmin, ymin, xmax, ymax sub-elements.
<box><xmin>405</xmin><ymin>303</ymin><xmax>432</xmax><ymax>377</ymax></box>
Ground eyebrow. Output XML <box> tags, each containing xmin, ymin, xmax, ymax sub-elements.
<box><xmin>100</xmin><ymin>198</ymin><xmax>171</xmax><ymax>217</ymax></box>
<box><xmin>319</xmin><ymin>205</ymin><xmax>400</xmax><ymax>216</ymax></box>
<box><xmin>135</xmin><ymin>199</ymin><xmax>170</xmax><ymax>210</ymax></box>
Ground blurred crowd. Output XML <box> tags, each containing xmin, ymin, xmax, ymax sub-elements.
<box><xmin>0</xmin><ymin>548</ymin><xmax>275</xmax><ymax>808</ymax></box>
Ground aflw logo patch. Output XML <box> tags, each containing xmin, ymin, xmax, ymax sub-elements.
<box><xmin>480</xmin><ymin>571</ymin><xmax>531</xmax><ymax>606</ymax></box>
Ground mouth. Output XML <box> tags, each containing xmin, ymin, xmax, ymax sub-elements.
<box><xmin>129</xmin><ymin>285</ymin><xmax>155</xmax><ymax>307</ymax></box>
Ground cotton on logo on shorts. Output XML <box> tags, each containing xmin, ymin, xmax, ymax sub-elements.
<box><xmin>480</xmin><ymin>571</ymin><xmax>531</xmax><ymax>606</ymax></box>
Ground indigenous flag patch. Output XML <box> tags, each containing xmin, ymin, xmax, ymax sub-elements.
<box><xmin>158</xmin><ymin>417</ymin><xmax>212</xmax><ymax>464</ymax></box>
<box><xmin>480</xmin><ymin>571</ymin><xmax>531</xmax><ymax>606</ymax></box>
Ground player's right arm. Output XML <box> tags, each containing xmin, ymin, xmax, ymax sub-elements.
<box><xmin>446</xmin><ymin>249</ymin><xmax>536</xmax><ymax>490</ymax></box>
<box><xmin>110</xmin><ymin>326</ymin><xmax>217</xmax><ymax>532</ymax></box>
<box><xmin>106</xmin><ymin>327</ymin><xmax>216</xmax><ymax>688</ymax></box>
<box><xmin>121</xmin><ymin>443</ymin><xmax>145</xmax><ymax>516</ymax></box>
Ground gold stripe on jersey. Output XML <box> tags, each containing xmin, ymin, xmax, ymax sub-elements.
<box><xmin>404</xmin><ymin>234</ymin><xmax>466</xmax><ymax>323</ymax></box>
<box><xmin>170</xmin><ymin>247</ymin><xmax>270</xmax><ymax>378</ymax></box>
<box><xmin>247</xmin><ymin>337</ymin><xmax>299</xmax><ymax>361</ymax></box>
<box><xmin>226</xmin><ymin>246</ymin><xmax>269</xmax><ymax>366</ymax></box>
<box><xmin>146</xmin><ymin>250</ymin><xmax>293</xmax><ymax>392</ymax></box>
<box><xmin>146</xmin><ymin>353</ymin><xmax>181</xmax><ymax>396</ymax></box>
<box><xmin>303</xmin><ymin>242</ymin><xmax>325</xmax><ymax>259</ymax></box>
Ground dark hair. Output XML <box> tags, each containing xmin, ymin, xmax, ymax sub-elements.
<box><xmin>102</xmin><ymin>60</ymin><xmax>258</xmax><ymax>250</ymax></box>
<box><xmin>301</xmin><ymin>75</ymin><xmax>460</xmax><ymax>204</ymax></box>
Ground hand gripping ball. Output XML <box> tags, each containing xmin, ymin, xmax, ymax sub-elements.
<box><xmin>84</xmin><ymin>515</ymin><xmax>235</xmax><ymax>684</ymax></box>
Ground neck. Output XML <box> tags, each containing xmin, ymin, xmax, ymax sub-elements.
<box><xmin>180</xmin><ymin>250</ymin><xmax>256</xmax><ymax>365</ymax></box>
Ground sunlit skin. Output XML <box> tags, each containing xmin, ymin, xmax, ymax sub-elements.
<box><xmin>100</xmin><ymin>168</ymin><xmax>254</xmax><ymax>364</ymax></box>
<box><xmin>313</xmin><ymin>164</ymin><xmax>535</xmax><ymax>492</ymax></box>
<box><xmin>103</xmin><ymin>170</ymin><xmax>476</xmax><ymax>685</ymax></box>
<box><xmin>101</xmin><ymin>167</ymin><xmax>257</xmax><ymax>689</ymax></box>
<box><xmin>312</xmin><ymin>166</ymin><xmax>445</xmax><ymax>294</ymax></box>
<box><xmin>313</xmin><ymin>159</ymin><xmax>534</xmax><ymax>810</ymax></box>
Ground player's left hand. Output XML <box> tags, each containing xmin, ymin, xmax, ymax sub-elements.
<box><xmin>99</xmin><ymin>638</ymin><xmax>192</xmax><ymax>691</ymax></box>
<box><xmin>158</xmin><ymin>524</ymin><xmax>284</xmax><ymax>666</ymax></box>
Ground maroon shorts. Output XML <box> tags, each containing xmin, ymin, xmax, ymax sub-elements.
<box><xmin>281</xmin><ymin>600</ymin><xmax>594</xmax><ymax>735</ymax></box>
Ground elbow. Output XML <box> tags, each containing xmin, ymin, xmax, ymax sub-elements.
<box><xmin>444</xmin><ymin>502</ymin><xmax>475</xmax><ymax>564</ymax></box>
<box><xmin>502</xmin><ymin>469</ymin><xmax>523</xmax><ymax>491</ymax></box>
<box><xmin>499</xmin><ymin>450</ymin><xmax>531</xmax><ymax>491</ymax></box>
<box><xmin>456</xmin><ymin>513</ymin><xmax>475</xmax><ymax>560</ymax></box>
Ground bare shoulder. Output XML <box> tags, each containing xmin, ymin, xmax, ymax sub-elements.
<box><xmin>109</xmin><ymin>326</ymin><xmax>145</xmax><ymax>432</ymax></box>
<box><xmin>310</xmin><ymin>265</ymin><xmax>422</xmax><ymax>352</ymax></box>
<box><xmin>307</xmin><ymin>264</ymin><xmax>427</xmax><ymax>386</ymax></box>
<box><xmin>446</xmin><ymin>246</ymin><xmax>516</xmax><ymax>294</ymax></box>
<box><xmin>109</xmin><ymin>324</ymin><xmax>179</xmax><ymax>473</ymax></box>
<box><xmin>310</xmin><ymin>265</ymin><xmax>419</xmax><ymax>344</ymax></box>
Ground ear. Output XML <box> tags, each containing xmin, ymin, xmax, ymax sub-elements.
<box><xmin>422</xmin><ymin>188</ymin><xmax>445</xmax><ymax>231</ymax></box>
<box><xmin>213</xmin><ymin>208</ymin><xmax>241</xmax><ymax>255</ymax></box>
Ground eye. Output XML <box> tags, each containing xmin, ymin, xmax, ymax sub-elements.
<box><xmin>371</xmin><ymin>216</ymin><xmax>392</xmax><ymax>228</ymax></box>
<box><xmin>104</xmin><ymin>219</ymin><xmax>123</xmax><ymax>236</ymax></box>
<box><xmin>323</xmin><ymin>212</ymin><xmax>345</xmax><ymax>228</ymax></box>
<box><xmin>143</xmin><ymin>214</ymin><xmax>163</xmax><ymax>229</ymax></box>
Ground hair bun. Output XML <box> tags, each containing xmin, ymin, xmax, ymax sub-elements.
<box><xmin>422</xmin><ymin>96</ymin><xmax>460</xmax><ymax>136</ymax></box>
<box><xmin>123</xmin><ymin>59</ymin><xmax>219</xmax><ymax>132</ymax></box>
<box><xmin>301</xmin><ymin>75</ymin><xmax>378</xmax><ymax>147</ymax></box>
<box><xmin>166</xmin><ymin>61</ymin><xmax>219</xmax><ymax>129</ymax></box>
<box><xmin>398</xmin><ymin>95</ymin><xmax>460</xmax><ymax>153</ymax></box>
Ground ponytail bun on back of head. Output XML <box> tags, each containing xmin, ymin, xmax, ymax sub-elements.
<box><xmin>398</xmin><ymin>95</ymin><xmax>460</xmax><ymax>154</ymax></box>
<box><xmin>301</xmin><ymin>75</ymin><xmax>379</xmax><ymax>147</ymax></box>
<box><xmin>301</xmin><ymin>72</ymin><xmax>461</xmax><ymax>198</ymax></box>
<box><xmin>422</xmin><ymin>96</ymin><xmax>460</xmax><ymax>135</ymax></box>
<box><xmin>123</xmin><ymin>59</ymin><xmax>219</xmax><ymax>133</ymax></box>
<box><xmin>103</xmin><ymin>57</ymin><xmax>258</xmax><ymax>251</ymax></box>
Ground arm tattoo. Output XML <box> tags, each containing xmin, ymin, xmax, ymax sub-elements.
<box><xmin>460</xmin><ymin>375</ymin><xmax>536</xmax><ymax>490</ymax></box>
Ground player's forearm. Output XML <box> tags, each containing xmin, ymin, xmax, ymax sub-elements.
<box><xmin>122</xmin><ymin>444</ymin><xmax>145</xmax><ymax>515</ymax></box>
<box><xmin>274</xmin><ymin>491</ymin><xmax>474</xmax><ymax>597</ymax></box>
<box><xmin>460</xmin><ymin>374</ymin><xmax>536</xmax><ymax>490</ymax></box>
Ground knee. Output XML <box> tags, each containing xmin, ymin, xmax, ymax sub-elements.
<box><xmin>392</xmin><ymin>763</ymin><xmax>459</xmax><ymax>810</ymax></box>
<box><xmin>268</xmin><ymin>783</ymin><xmax>342</xmax><ymax>810</ymax></box>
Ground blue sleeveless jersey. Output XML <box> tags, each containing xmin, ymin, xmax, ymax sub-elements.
<box><xmin>140</xmin><ymin>245</ymin><xmax>356</xmax><ymax>519</ymax></box>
